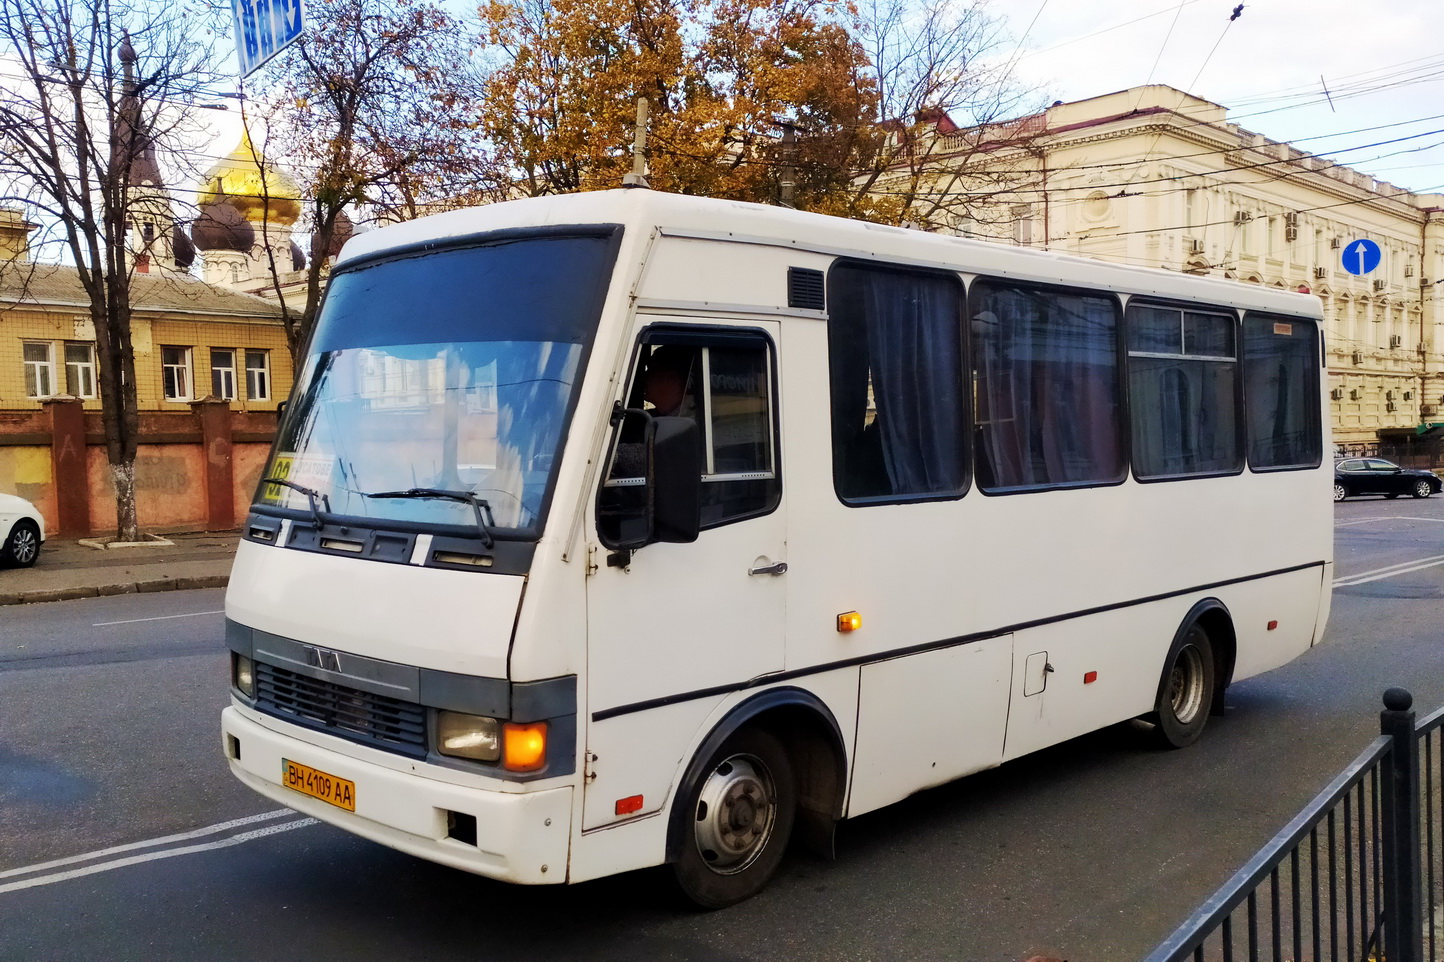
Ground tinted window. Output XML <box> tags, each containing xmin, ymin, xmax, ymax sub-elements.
<box><xmin>827</xmin><ymin>263</ymin><xmax>967</xmax><ymax>503</ymax></box>
<box><xmin>972</xmin><ymin>281</ymin><xmax>1124</xmax><ymax>491</ymax></box>
<box><xmin>600</xmin><ymin>330</ymin><xmax>779</xmax><ymax>543</ymax></box>
<box><xmin>1244</xmin><ymin>314</ymin><xmax>1322</xmax><ymax>470</ymax></box>
<box><xmin>1127</xmin><ymin>304</ymin><xmax>1240</xmax><ymax>479</ymax></box>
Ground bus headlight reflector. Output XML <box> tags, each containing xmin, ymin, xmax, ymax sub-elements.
<box><xmin>438</xmin><ymin>712</ymin><xmax>501</xmax><ymax>761</ymax></box>
<box><xmin>233</xmin><ymin>653</ymin><xmax>255</xmax><ymax>697</ymax></box>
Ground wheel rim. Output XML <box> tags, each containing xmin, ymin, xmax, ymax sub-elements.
<box><xmin>11</xmin><ymin>525</ymin><xmax>37</xmax><ymax>564</ymax></box>
<box><xmin>1168</xmin><ymin>645</ymin><xmax>1206</xmax><ymax>725</ymax></box>
<box><xmin>1333</xmin><ymin>484</ymin><xmax>1347</xmax><ymax>502</ymax></box>
<box><xmin>692</xmin><ymin>753</ymin><xmax>778</xmax><ymax>875</ymax></box>
<box><xmin>1417</xmin><ymin>481</ymin><xmax>1431</xmax><ymax>497</ymax></box>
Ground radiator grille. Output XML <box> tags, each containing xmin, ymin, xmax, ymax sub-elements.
<box><xmin>255</xmin><ymin>663</ymin><xmax>427</xmax><ymax>758</ymax></box>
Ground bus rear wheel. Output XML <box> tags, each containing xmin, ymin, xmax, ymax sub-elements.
<box><xmin>1149</xmin><ymin>624</ymin><xmax>1215</xmax><ymax>749</ymax></box>
<box><xmin>671</xmin><ymin>728</ymin><xmax>796</xmax><ymax>909</ymax></box>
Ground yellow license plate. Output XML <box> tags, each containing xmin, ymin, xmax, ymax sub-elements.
<box><xmin>282</xmin><ymin>759</ymin><xmax>356</xmax><ymax>812</ymax></box>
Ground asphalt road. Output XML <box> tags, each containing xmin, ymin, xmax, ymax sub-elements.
<box><xmin>2</xmin><ymin>496</ymin><xmax>1443</xmax><ymax>962</ymax></box>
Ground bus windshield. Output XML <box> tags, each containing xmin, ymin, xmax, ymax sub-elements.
<box><xmin>255</xmin><ymin>232</ymin><xmax>616</xmax><ymax>537</ymax></box>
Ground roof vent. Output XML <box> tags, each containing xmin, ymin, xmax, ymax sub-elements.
<box><xmin>788</xmin><ymin>267</ymin><xmax>825</xmax><ymax>311</ymax></box>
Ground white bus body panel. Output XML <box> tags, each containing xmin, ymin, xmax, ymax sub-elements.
<box><xmin>227</xmin><ymin>538</ymin><xmax>522</xmax><ymax>677</ymax></box>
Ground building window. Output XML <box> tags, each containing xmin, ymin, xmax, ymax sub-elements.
<box><xmin>64</xmin><ymin>342</ymin><xmax>97</xmax><ymax>398</ymax></box>
<box><xmin>245</xmin><ymin>350</ymin><xmax>271</xmax><ymax>400</ymax></box>
<box><xmin>211</xmin><ymin>348</ymin><xmax>237</xmax><ymax>400</ymax></box>
<box><xmin>23</xmin><ymin>342</ymin><xmax>55</xmax><ymax>398</ymax></box>
<box><xmin>162</xmin><ymin>346</ymin><xmax>193</xmax><ymax>401</ymax></box>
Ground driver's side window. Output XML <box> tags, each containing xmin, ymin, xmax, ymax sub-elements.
<box><xmin>598</xmin><ymin>328</ymin><xmax>780</xmax><ymax>542</ymax></box>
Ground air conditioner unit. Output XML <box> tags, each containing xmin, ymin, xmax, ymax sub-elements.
<box><xmin>1330</xmin><ymin>237</ymin><xmax>1342</xmax><ymax>250</ymax></box>
<box><xmin>1350</xmin><ymin>389</ymin><xmax>1361</xmax><ymax>400</ymax></box>
<box><xmin>1187</xmin><ymin>238</ymin><xmax>1204</xmax><ymax>254</ymax></box>
<box><xmin>1285</xmin><ymin>212</ymin><xmax>1299</xmax><ymax>228</ymax></box>
<box><xmin>1285</xmin><ymin>226</ymin><xmax>1299</xmax><ymax>242</ymax></box>
<box><xmin>1387</xmin><ymin>390</ymin><xmax>1396</xmax><ymax>400</ymax></box>
<box><xmin>1405</xmin><ymin>264</ymin><xmax>1414</xmax><ymax>277</ymax></box>
<box><xmin>1423</xmin><ymin>403</ymin><xmax>1436</xmax><ymax>416</ymax></box>
<box><xmin>1373</xmin><ymin>279</ymin><xmax>1387</xmax><ymax>291</ymax></box>
<box><xmin>1390</xmin><ymin>335</ymin><xmax>1403</xmax><ymax>348</ymax></box>
<box><xmin>1314</xmin><ymin>267</ymin><xmax>1327</xmax><ymax>279</ymax></box>
<box><xmin>1233</xmin><ymin>211</ymin><xmax>1253</xmax><ymax>226</ymax></box>
<box><xmin>1352</xmin><ymin>351</ymin><xmax>1364</xmax><ymax>364</ymax></box>
<box><xmin>1387</xmin><ymin>401</ymin><xmax>1398</xmax><ymax>412</ymax></box>
<box><xmin>1405</xmin><ymin>391</ymin><xmax>1414</xmax><ymax>400</ymax></box>
<box><xmin>1330</xmin><ymin>388</ymin><xmax>1344</xmax><ymax>400</ymax></box>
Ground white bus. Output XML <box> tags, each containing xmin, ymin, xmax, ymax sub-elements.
<box><xmin>222</xmin><ymin>189</ymin><xmax>1332</xmax><ymax>907</ymax></box>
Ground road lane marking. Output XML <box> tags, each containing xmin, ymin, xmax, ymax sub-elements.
<box><xmin>0</xmin><ymin>809</ymin><xmax>294</xmax><ymax>881</ymax></box>
<box><xmin>0</xmin><ymin>815</ymin><xmax>318</xmax><ymax>895</ymax></box>
<box><xmin>92</xmin><ymin>609</ymin><xmax>225</xmax><ymax>627</ymax></box>
<box><xmin>1335</xmin><ymin>516</ymin><xmax>1444</xmax><ymax>527</ymax></box>
<box><xmin>1334</xmin><ymin>553</ymin><xmax>1444</xmax><ymax>587</ymax></box>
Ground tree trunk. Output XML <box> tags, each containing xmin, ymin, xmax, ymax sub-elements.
<box><xmin>109</xmin><ymin>460</ymin><xmax>139</xmax><ymax>543</ymax></box>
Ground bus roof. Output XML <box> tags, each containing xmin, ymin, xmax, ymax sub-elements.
<box><xmin>337</xmin><ymin>189</ymin><xmax>1323</xmax><ymax>320</ymax></box>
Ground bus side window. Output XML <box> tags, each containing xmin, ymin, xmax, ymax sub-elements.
<box><xmin>1243</xmin><ymin>314</ymin><xmax>1322</xmax><ymax>470</ymax></box>
<box><xmin>599</xmin><ymin>333</ymin><xmax>780</xmax><ymax>543</ymax></box>
<box><xmin>826</xmin><ymin>262</ymin><xmax>968</xmax><ymax>504</ymax></box>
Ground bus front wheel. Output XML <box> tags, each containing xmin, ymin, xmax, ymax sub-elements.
<box><xmin>1149</xmin><ymin>624</ymin><xmax>1216</xmax><ymax>749</ymax></box>
<box><xmin>671</xmin><ymin>728</ymin><xmax>796</xmax><ymax>908</ymax></box>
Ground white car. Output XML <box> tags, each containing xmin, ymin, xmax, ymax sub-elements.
<box><xmin>0</xmin><ymin>493</ymin><xmax>44</xmax><ymax>568</ymax></box>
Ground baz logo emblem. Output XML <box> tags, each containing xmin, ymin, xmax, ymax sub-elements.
<box><xmin>304</xmin><ymin>645</ymin><xmax>342</xmax><ymax>673</ymax></box>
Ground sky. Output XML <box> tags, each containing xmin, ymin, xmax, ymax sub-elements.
<box><xmin>192</xmin><ymin>0</ymin><xmax>1444</xmax><ymax>206</ymax></box>
<box><xmin>982</xmin><ymin>0</ymin><xmax>1444</xmax><ymax>196</ymax></box>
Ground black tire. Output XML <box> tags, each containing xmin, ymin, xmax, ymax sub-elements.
<box><xmin>671</xmin><ymin>728</ymin><xmax>796</xmax><ymax>909</ymax></box>
<box><xmin>2</xmin><ymin>520</ymin><xmax>40</xmax><ymax>568</ymax></box>
<box><xmin>1413</xmin><ymin>480</ymin><xmax>1434</xmax><ymax>499</ymax></box>
<box><xmin>1148</xmin><ymin>624</ymin><xmax>1216</xmax><ymax>749</ymax></box>
<box><xmin>1333</xmin><ymin>483</ymin><xmax>1348</xmax><ymax>502</ymax></box>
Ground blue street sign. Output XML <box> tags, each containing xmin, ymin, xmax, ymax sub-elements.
<box><xmin>232</xmin><ymin>0</ymin><xmax>304</xmax><ymax>78</ymax></box>
<box><xmin>1342</xmin><ymin>238</ymin><xmax>1382</xmax><ymax>276</ymax></box>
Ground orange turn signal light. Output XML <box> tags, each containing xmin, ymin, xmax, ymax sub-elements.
<box><xmin>837</xmin><ymin>611</ymin><xmax>862</xmax><ymax>633</ymax></box>
<box><xmin>503</xmin><ymin>722</ymin><xmax>548</xmax><ymax>772</ymax></box>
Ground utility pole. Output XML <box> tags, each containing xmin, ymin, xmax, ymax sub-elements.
<box><xmin>623</xmin><ymin>97</ymin><xmax>649</xmax><ymax>189</ymax></box>
<box><xmin>778</xmin><ymin>121</ymin><xmax>797</xmax><ymax>208</ymax></box>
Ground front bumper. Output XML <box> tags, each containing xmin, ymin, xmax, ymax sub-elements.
<box><xmin>222</xmin><ymin>706</ymin><xmax>573</xmax><ymax>884</ymax></box>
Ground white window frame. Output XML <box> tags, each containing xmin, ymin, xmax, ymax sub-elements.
<box><xmin>23</xmin><ymin>341</ymin><xmax>56</xmax><ymax>398</ymax></box>
<box><xmin>63</xmin><ymin>342</ymin><xmax>97</xmax><ymax>398</ymax></box>
<box><xmin>245</xmin><ymin>349</ymin><xmax>271</xmax><ymax>401</ymax></box>
<box><xmin>162</xmin><ymin>346</ymin><xmax>194</xmax><ymax>402</ymax></box>
<box><xmin>211</xmin><ymin>348</ymin><xmax>238</xmax><ymax>401</ymax></box>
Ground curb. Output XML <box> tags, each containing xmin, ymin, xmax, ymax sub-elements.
<box><xmin>0</xmin><ymin>574</ymin><xmax>229</xmax><ymax>607</ymax></box>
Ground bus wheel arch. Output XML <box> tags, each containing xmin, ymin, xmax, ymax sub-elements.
<box><xmin>1148</xmin><ymin>601</ymin><xmax>1234</xmax><ymax>748</ymax></box>
<box><xmin>666</xmin><ymin>688</ymin><xmax>847</xmax><ymax>906</ymax></box>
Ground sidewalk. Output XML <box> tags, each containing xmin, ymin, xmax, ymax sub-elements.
<box><xmin>0</xmin><ymin>530</ymin><xmax>239</xmax><ymax>607</ymax></box>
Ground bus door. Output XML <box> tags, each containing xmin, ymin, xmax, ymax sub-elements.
<box><xmin>583</xmin><ymin>321</ymin><xmax>787</xmax><ymax>831</ymax></box>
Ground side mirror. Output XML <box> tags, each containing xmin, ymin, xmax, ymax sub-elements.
<box><xmin>649</xmin><ymin>416</ymin><xmax>702</xmax><ymax>544</ymax></box>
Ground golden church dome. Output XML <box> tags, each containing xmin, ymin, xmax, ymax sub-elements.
<box><xmin>196</xmin><ymin>131</ymin><xmax>302</xmax><ymax>226</ymax></box>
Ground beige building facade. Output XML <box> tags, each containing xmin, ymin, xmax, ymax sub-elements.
<box><xmin>917</xmin><ymin>85</ymin><xmax>1444</xmax><ymax>453</ymax></box>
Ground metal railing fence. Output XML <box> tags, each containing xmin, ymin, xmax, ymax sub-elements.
<box><xmin>1146</xmin><ymin>688</ymin><xmax>1444</xmax><ymax>962</ymax></box>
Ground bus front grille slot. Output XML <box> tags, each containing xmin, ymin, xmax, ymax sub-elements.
<box><xmin>254</xmin><ymin>663</ymin><xmax>428</xmax><ymax>758</ymax></box>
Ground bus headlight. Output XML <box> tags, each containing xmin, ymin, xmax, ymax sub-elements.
<box><xmin>438</xmin><ymin>711</ymin><xmax>501</xmax><ymax>761</ymax></box>
<box><xmin>232</xmin><ymin>653</ymin><xmax>255</xmax><ymax>698</ymax></box>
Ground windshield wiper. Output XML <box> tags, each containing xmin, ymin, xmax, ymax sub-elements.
<box><xmin>262</xmin><ymin>476</ymin><xmax>331</xmax><ymax>528</ymax></box>
<box><xmin>363</xmin><ymin>487</ymin><xmax>496</xmax><ymax>548</ymax></box>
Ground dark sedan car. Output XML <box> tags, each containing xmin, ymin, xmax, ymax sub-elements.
<box><xmin>1334</xmin><ymin>458</ymin><xmax>1443</xmax><ymax>501</ymax></box>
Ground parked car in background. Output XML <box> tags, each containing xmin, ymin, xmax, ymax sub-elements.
<box><xmin>1334</xmin><ymin>458</ymin><xmax>1443</xmax><ymax>502</ymax></box>
<box><xmin>0</xmin><ymin>493</ymin><xmax>44</xmax><ymax>567</ymax></box>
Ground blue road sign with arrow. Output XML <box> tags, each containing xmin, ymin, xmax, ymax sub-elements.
<box><xmin>1342</xmin><ymin>238</ymin><xmax>1382</xmax><ymax>276</ymax></box>
<box><xmin>232</xmin><ymin>0</ymin><xmax>304</xmax><ymax>78</ymax></box>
